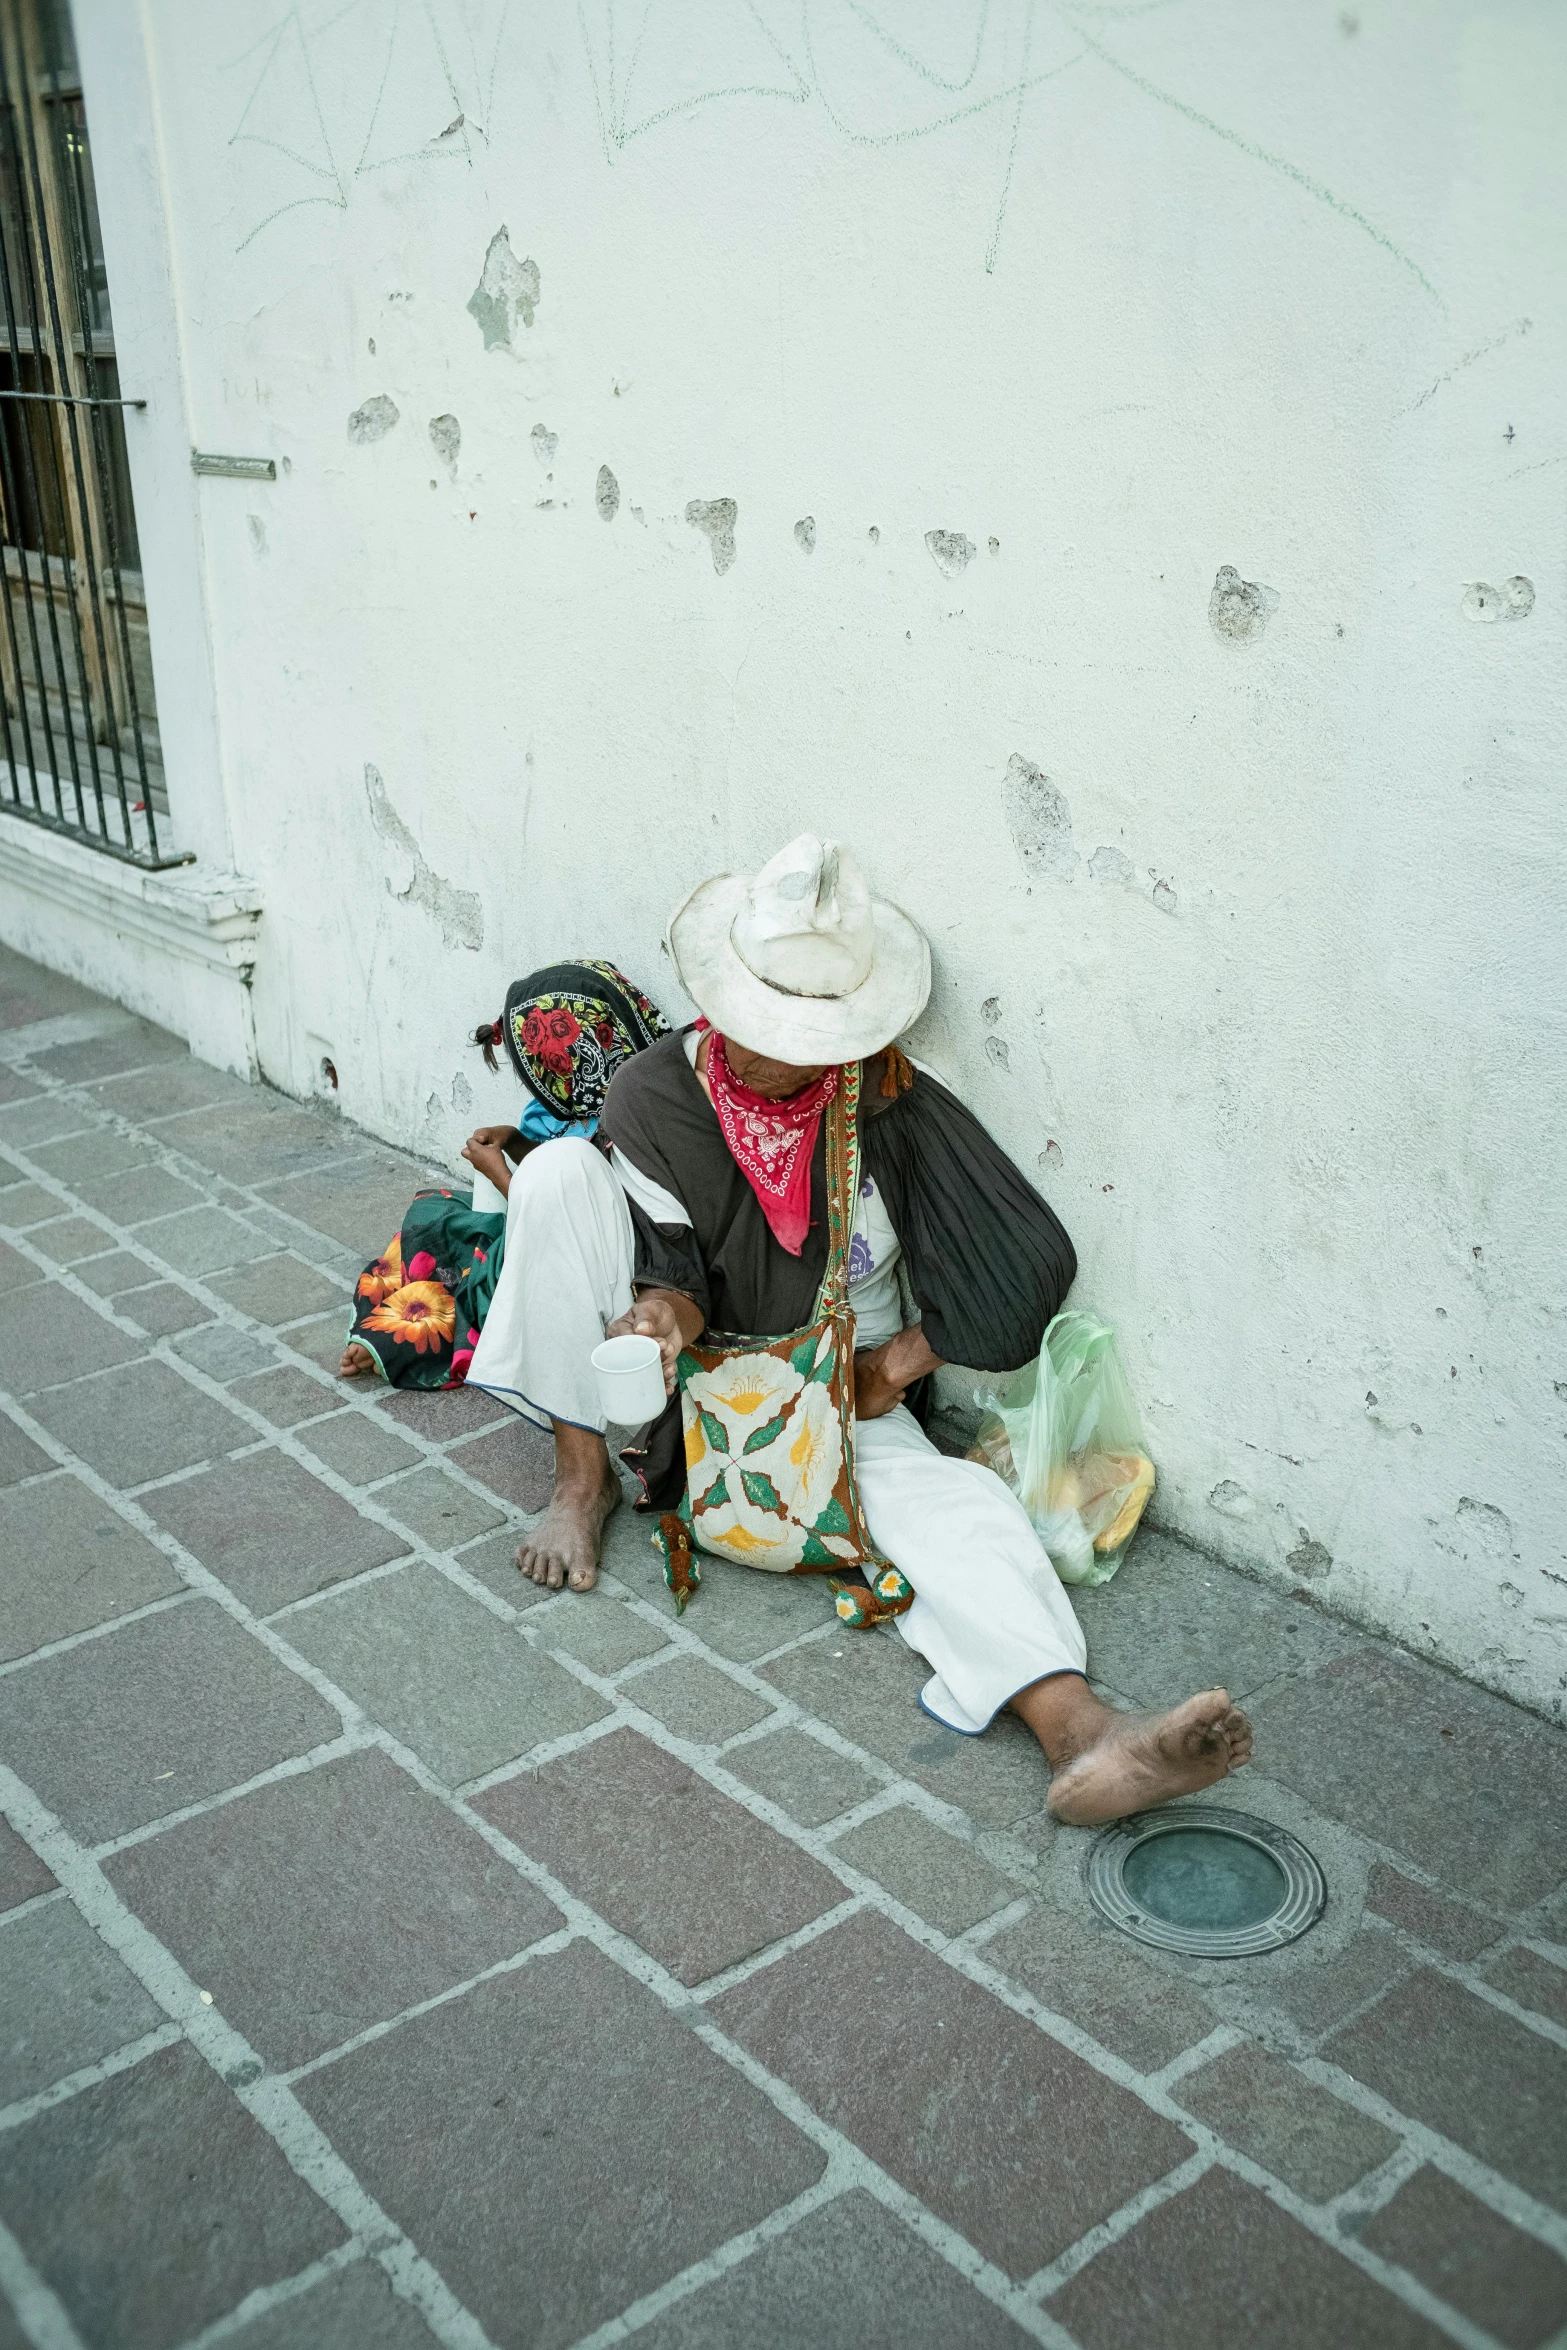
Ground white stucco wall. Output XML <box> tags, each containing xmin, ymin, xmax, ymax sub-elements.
<box><xmin>80</xmin><ymin>0</ymin><xmax>1566</xmax><ymax>1712</ymax></box>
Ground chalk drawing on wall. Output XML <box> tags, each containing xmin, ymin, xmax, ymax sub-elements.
<box><xmin>225</xmin><ymin>0</ymin><xmax>1438</xmax><ymax>305</ymax></box>
<box><xmin>1401</xmin><ymin>317</ymin><xmax>1532</xmax><ymax>416</ymax></box>
<box><xmin>227</xmin><ymin>9</ymin><xmax>348</xmax><ymax>249</ymax></box>
<box><xmin>227</xmin><ymin>0</ymin><xmax>508</xmax><ymax>251</ymax></box>
<box><xmin>795</xmin><ymin>0</ymin><xmax>1064</xmax><ymax>272</ymax></box>
<box><xmin>1065</xmin><ymin>12</ymin><xmax>1440</xmax><ymax>305</ymax></box>
<box><xmin>573</xmin><ymin>0</ymin><xmax>1440</xmax><ymax>294</ymax></box>
<box><xmin>574</xmin><ymin>0</ymin><xmax>810</xmax><ymax>150</ymax></box>
<box><xmin>354</xmin><ymin>0</ymin><xmax>505</xmax><ymax>176</ymax></box>
<box><xmin>573</xmin><ymin>0</ymin><xmax>1074</xmax><ymax>275</ymax></box>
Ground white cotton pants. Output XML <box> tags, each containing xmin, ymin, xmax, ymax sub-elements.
<box><xmin>466</xmin><ymin>1139</ymin><xmax>635</xmax><ymax>1433</ymax></box>
<box><xmin>466</xmin><ymin>1137</ymin><xmax>1087</xmax><ymax>1730</ymax></box>
<box><xmin>854</xmin><ymin>1405</ymin><xmax>1088</xmax><ymax>1733</ymax></box>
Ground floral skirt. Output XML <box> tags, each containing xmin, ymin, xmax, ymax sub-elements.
<box><xmin>348</xmin><ymin>1187</ymin><xmax>506</xmax><ymax>1390</ymax></box>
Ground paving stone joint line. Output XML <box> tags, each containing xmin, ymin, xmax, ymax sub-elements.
<box><xmin>6</xmin><ymin>1360</ymin><xmax>1555</xmax><ymax>2331</ymax></box>
<box><xmin>2</xmin><ymin>1365</ymin><xmax>1562</xmax><ymax>2332</ymax></box>
<box><xmin>2</xmin><ymin>1025</ymin><xmax>1564</xmax><ymax>2349</ymax></box>
<box><xmin>171</xmin><ymin>2240</ymin><xmax>371</xmax><ymax>2350</ymax></box>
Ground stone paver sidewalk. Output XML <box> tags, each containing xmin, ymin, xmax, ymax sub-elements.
<box><xmin>0</xmin><ymin>939</ymin><xmax>1564</xmax><ymax>2350</ymax></box>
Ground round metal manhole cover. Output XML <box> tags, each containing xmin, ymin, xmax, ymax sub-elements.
<box><xmin>1085</xmin><ymin>1805</ymin><xmax>1326</xmax><ymax>1958</ymax></box>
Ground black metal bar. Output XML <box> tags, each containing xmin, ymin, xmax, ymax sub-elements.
<box><xmin>0</xmin><ymin>517</ymin><xmax>26</xmax><ymax>805</ymax></box>
<box><xmin>9</xmin><ymin>9</ymin><xmax>125</xmax><ymax>849</ymax></box>
<box><xmin>0</xmin><ymin>647</ymin><xmax>24</xmax><ymax>807</ymax></box>
<box><xmin>0</xmin><ymin>385</ymin><xmax>142</xmax><ymax>406</ymax></box>
<box><xmin>0</xmin><ymin>1</ymin><xmax>174</xmax><ymax>870</ymax></box>
<box><xmin>2</xmin><ymin>324</ymin><xmax>117</xmax><ymax>357</ymax></box>
<box><xmin>0</xmin><ymin>72</ymin><xmax>71</xmax><ymax>827</ymax></box>
<box><xmin>2</xmin><ymin>788</ymin><xmax>190</xmax><ymax>866</ymax></box>
<box><xmin>0</xmin><ymin>10</ymin><xmax>94</xmax><ymax>833</ymax></box>
<box><xmin>42</xmin><ymin>16</ymin><xmax>156</xmax><ymax>864</ymax></box>
<box><xmin>0</xmin><ymin>68</ymin><xmax>49</xmax><ymax>821</ymax></box>
<box><xmin>0</xmin><ymin>409</ymin><xmax>45</xmax><ymax>814</ymax></box>
<box><xmin>0</xmin><ymin>521</ymin><xmax>46</xmax><ymax>817</ymax></box>
<box><xmin>41</xmin><ymin>18</ymin><xmax>159</xmax><ymax>858</ymax></box>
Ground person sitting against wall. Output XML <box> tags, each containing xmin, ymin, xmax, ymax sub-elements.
<box><xmin>462</xmin><ymin>835</ymin><xmax>1253</xmax><ymax>1826</ymax></box>
<box><xmin>338</xmin><ymin>962</ymin><xmax>668</xmax><ymax>1390</ymax></box>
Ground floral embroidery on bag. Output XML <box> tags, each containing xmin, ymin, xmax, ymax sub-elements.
<box><xmin>655</xmin><ymin>1061</ymin><xmax>914</xmax><ymax>1629</ymax></box>
<box><xmin>680</xmin><ymin>1324</ymin><xmax>857</xmax><ymax>1570</ymax></box>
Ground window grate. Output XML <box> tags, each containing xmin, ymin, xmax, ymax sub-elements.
<box><xmin>0</xmin><ymin>0</ymin><xmax>186</xmax><ymax>870</ymax></box>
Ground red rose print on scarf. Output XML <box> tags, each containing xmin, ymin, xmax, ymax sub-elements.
<box><xmin>523</xmin><ymin>1006</ymin><xmax>582</xmax><ymax>1073</ymax></box>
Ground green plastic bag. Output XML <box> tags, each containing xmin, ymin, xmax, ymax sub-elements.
<box><xmin>971</xmin><ymin>1311</ymin><xmax>1155</xmax><ymax>1586</ymax></box>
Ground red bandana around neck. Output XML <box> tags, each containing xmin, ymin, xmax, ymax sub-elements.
<box><xmin>698</xmin><ymin>1024</ymin><xmax>839</xmax><ymax>1256</ymax></box>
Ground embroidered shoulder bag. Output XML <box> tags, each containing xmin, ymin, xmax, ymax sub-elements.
<box><xmin>655</xmin><ymin>1058</ymin><xmax>915</xmax><ymax>1629</ymax></box>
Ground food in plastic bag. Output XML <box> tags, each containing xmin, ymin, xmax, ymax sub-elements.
<box><xmin>968</xmin><ymin>1311</ymin><xmax>1155</xmax><ymax>1586</ymax></box>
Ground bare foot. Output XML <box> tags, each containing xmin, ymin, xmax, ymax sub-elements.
<box><xmin>517</xmin><ymin>1461</ymin><xmax>620</xmax><ymax>1593</ymax></box>
<box><xmin>339</xmin><ymin>1343</ymin><xmax>377</xmax><ymax>1378</ymax></box>
<box><xmin>1044</xmin><ymin>1687</ymin><xmax>1252</xmax><ymax>1826</ymax></box>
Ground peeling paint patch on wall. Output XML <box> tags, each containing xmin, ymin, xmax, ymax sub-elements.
<box><xmin>1286</xmin><ymin>1532</ymin><xmax>1333</xmax><ymax>1579</ymax></box>
<box><xmin>925</xmin><ymin>529</ymin><xmax>975</xmax><ymax>577</ymax></box>
<box><xmin>428</xmin><ymin>413</ymin><xmax>461</xmax><ymax>477</ymax></box>
<box><xmin>794</xmin><ymin>516</ymin><xmax>816</xmax><ymax>553</ymax></box>
<box><xmin>364</xmin><ymin>763</ymin><xmax>483</xmax><ymax>951</ymax></box>
<box><xmin>1089</xmin><ymin>845</ymin><xmax>1133</xmax><ymax>884</ymax></box>
<box><xmin>596</xmin><ymin>464</ymin><xmax>620</xmax><ymax>521</ymax></box>
<box><xmin>347</xmin><ymin>395</ymin><xmax>399</xmax><ymax>444</ymax></box>
<box><xmin>530</xmin><ymin>423</ymin><xmax>558</xmax><ymax>466</ymax></box>
<box><xmin>1209</xmin><ymin>564</ymin><xmax>1279</xmax><ymax>644</ymax></box>
<box><xmin>686</xmin><ymin>497</ymin><xmax>737</xmax><ymax>574</ymax></box>
<box><xmin>1002</xmin><ymin>752</ymin><xmax>1076</xmax><ymax>881</ymax></box>
<box><xmin>467</xmin><ymin>226</ymin><xmax>540</xmax><ymax>350</ymax></box>
<box><xmin>1461</xmin><ymin>576</ymin><xmax>1533</xmax><ymax>623</ymax></box>
<box><xmin>1449</xmin><ymin>1496</ymin><xmax>1516</xmax><ymax>1557</ymax></box>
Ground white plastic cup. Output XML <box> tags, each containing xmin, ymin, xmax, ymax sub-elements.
<box><xmin>591</xmin><ymin>1333</ymin><xmax>667</xmax><ymax>1424</ymax></box>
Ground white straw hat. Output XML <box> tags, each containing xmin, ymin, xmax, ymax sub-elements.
<box><xmin>667</xmin><ymin>834</ymin><xmax>931</xmax><ymax>1063</ymax></box>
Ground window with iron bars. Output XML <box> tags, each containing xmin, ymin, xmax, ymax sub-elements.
<box><xmin>0</xmin><ymin>0</ymin><xmax>181</xmax><ymax>868</ymax></box>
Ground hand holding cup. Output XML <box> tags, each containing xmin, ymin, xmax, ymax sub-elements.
<box><xmin>603</xmin><ymin>1292</ymin><xmax>690</xmax><ymax>1395</ymax></box>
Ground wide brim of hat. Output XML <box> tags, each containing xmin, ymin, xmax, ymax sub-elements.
<box><xmin>667</xmin><ymin>873</ymin><xmax>932</xmax><ymax>1064</ymax></box>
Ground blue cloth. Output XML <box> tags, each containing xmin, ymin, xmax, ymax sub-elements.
<box><xmin>518</xmin><ymin>1095</ymin><xmax>596</xmax><ymax>1143</ymax></box>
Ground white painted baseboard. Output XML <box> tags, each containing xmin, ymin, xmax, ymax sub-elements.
<box><xmin>0</xmin><ymin>810</ymin><xmax>264</xmax><ymax>1077</ymax></box>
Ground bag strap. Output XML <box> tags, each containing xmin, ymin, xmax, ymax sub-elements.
<box><xmin>813</xmin><ymin>1060</ymin><xmax>862</xmax><ymax>1323</ymax></box>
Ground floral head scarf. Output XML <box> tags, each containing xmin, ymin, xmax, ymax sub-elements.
<box><xmin>499</xmin><ymin>961</ymin><xmax>668</xmax><ymax>1128</ymax></box>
